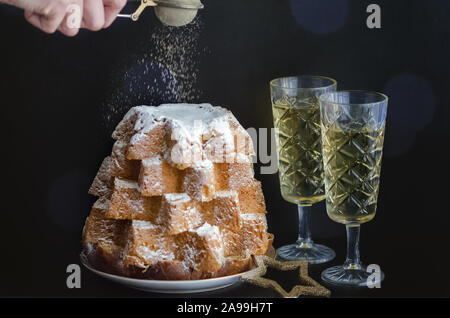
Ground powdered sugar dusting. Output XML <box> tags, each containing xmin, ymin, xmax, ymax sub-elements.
<box><xmin>241</xmin><ymin>213</ymin><xmax>262</xmax><ymax>221</ymax></box>
<box><xmin>100</xmin><ymin>17</ymin><xmax>206</xmax><ymax>134</ymax></box>
<box><xmin>116</xmin><ymin>103</ymin><xmax>243</xmax><ymax>167</ymax></box>
<box><xmin>214</xmin><ymin>190</ymin><xmax>238</xmax><ymax>199</ymax></box>
<box><xmin>93</xmin><ymin>197</ymin><xmax>111</xmax><ymax>211</ymax></box>
<box><xmin>132</xmin><ymin>220</ymin><xmax>159</xmax><ymax>230</ymax></box>
<box><xmin>115</xmin><ymin>178</ymin><xmax>140</xmax><ymax>190</ymax></box>
<box><xmin>141</xmin><ymin>156</ymin><xmax>163</xmax><ymax>166</ymax></box>
<box><xmin>135</xmin><ymin>245</ymin><xmax>174</xmax><ymax>262</ymax></box>
<box><xmin>195</xmin><ymin>222</ymin><xmax>219</xmax><ymax>237</ymax></box>
<box><xmin>164</xmin><ymin>193</ymin><xmax>191</xmax><ymax>204</ymax></box>
<box><xmin>192</xmin><ymin>160</ymin><xmax>214</xmax><ymax>170</ymax></box>
<box><xmin>133</xmin><ymin>103</ymin><xmax>230</xmax><ymax>136</ymax></box>
<box><xmin>194</xmin><ymin>223</ymin><xmax>225</xmax><ymax>265</ymax></box>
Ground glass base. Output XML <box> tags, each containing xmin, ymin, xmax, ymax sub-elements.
<box><xmin>321</xmin><ymin>265</ymin><xmax>385</xmax><ymax>287</ymax></box>
<box><xmin>276</xmin><ymin>243</ymin><xmax>335</xmax><ymax>264</ymax></box>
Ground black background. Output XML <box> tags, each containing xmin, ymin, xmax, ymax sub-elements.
<box><xmin>0</xmin><ymin>0</ymin><xmax>449</xmax><ymax>297</ymax></box>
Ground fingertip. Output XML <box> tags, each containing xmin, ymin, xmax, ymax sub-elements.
<box><xmin>24</xmin><ymin>10</ymin><xmax>32</xmax><ymax>20</ymax></box>
<box><xmin>82</xmin><ymin>17</ymin><xmax>105</xmax><ymax>31</ymax></box>
<box><xmin>85</xmin><ymin>23</ymin><xmax>104</xmax><ymax>31</ymax></box>
<box><xmin>102</xmin><ymin>19</ymin><xmax>114</xmax><ymax>29</ymax></box>
<box><xmin>60</xmin><ymin>28</ymin><xmax>80</xmax><ymax>37</ymax></box>
<box><xmin>83</xmin><ymin>0</ymin><xmax>106</xmax><ymax>31</ymax></box>
<box><xmin>42</xmin><ymin>19</ymin><xmax>61</xmax><ymax>34</ymax></box>
<box><xmin>43</xmin><ymin>26</ymin><xmax>58</xmax><ymax>34</ymax></box>
<box><xmin>66</xmin><ymin>31</ymin><xmax>80</xmax><ymax>37</ymax></box>
<box><xmin>117</xmin><ymin>0</ymin><xmax>127</xmax><ymax>8</ymax></box>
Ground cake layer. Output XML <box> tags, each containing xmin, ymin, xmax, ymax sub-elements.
<box><xmin>203</xmin><ymin>191</ymin><xmax>241</xmax><ymax>232</ymax></box>
<box><xmin>214</xmin><ymin>159</ymin><xmax>255</xmax><ymax>191</ymax></box>
<box><xmin>122</xmin><ymin>221</ymin><xmax>176</xmax><ymax>269</ymax></box>
<box><xmin>175</xmin><ymin>223</ymin><xmax>225</xmax><ymax>274</ymax></box>
<box><xmin>88</xmin><ymin>157</ymin><xmax>114</xmax><ymax>198</ymax></box>
<box><xmin>157</xmin><ymin>193</ymin><xmax>202</xmax><ymax>235</ymax></box>
<box><xmin>106</xmin><ymin>178</ymin><xmax>160</xmax><ymax>222</ymax></box>
<box><xmin>89</xmin><ymin>156</ymin><xmax>256</xmax><ymax>201</ymax></box>
<box><xmin>139</xmin><ymin>156</ymin><xmax>183</xmax><ymax>196</ymax></box>
<box><xmin>86</xmin><ymin>244</ymin><xmax>252</xmax><ymax>281</ymax></box>
<box><xmin>227</xmin><ymin>114</ymin><xmax>255</xmax><ymax>156</ymax></box>
<box><xmin>183</xmin><ymin>161</ymin><xmax>216</xmax><ymax>202</ymax></box>
<box><xmin>82</xmin><ymin>199</ymin><xmax>268</xmax><ymax>280</ymax></box>
<box><xmin>112</xmin><ymin>104</ymin><xmax>255</xmax><ymax>168</ymax></box>
<box><xmin>119</xmin><ymin>221</ymin><xmax>254</xmax><ymax>279</ymax></box>
<box><xmin>107</xmin><ymin>179</ymin><xmax>266</xmax><ymax>225</ymax></box>
<box><xmin>137</xmin><ymin>157</ymin><xmax>254</xmax><ymax>200</ymax></box>
<box><xmin>111</xmin><ymin>140</ymin><xmax>141</xmax><ymax>180</ymax></box>
<box><xmin>221</xmin><ymin>229</ymin><xmax>245</xmax><ymax>258</ymax></box>
<box><xmin>88</xmin><ymin>149</ymin><xmax>140</xmax><ymax>199</ymax></box>
<box><xmin>219</xmin><ymin>213</ymin><xmax>270</xmax><ymax>258</ymax></box>
<box><xmin>208</xmin><ymin>255</ymin><xmax>253</xmax><ymax>279</ymax></box>
<box><xmin>82</xmin><ymin>197</ymin><xmax>130</xmax><ymax>272</ymax></box>
<box><xmin>237</xmin><ymin>180</ymin><xmax>267</xmax><ymax>214</ymax></box>
<box><xmin>241</xmin><ymin>213</ymin><xmax>270</xmax><ymax>256</ymax></box>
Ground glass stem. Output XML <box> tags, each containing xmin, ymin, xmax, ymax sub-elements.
<box><xmin>344</xmin><ymin>225</ymin><xmax>362</xmax><ymax>270</ymax></box>
<box><xmin>296</xmin><ymin>205</ymin><xmax>313</xmax><ymax>248</ymax></box>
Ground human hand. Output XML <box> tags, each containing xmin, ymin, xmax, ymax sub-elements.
<box><xmin>1</xmin><ymin>0</ymin><xmax>127</xmax><ymax>36</ymax></box>
<box><xmin>82</xmin><ymin>0</ymin><xmax>128</xmax><ymax>31</ymax></box>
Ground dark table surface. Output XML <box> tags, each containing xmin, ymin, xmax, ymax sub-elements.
<box><xmin>75</xmin><ymin>233</ymin><xmax>432</xmax><ymax>298</ymax></box>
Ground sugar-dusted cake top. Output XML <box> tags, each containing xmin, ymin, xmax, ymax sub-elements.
<box><xmin>115</xmin><ymin>103</ymin><xmax>232</xmax><ymax>141</ymax></box>
<box><xmin>112</xmin><ymin>103</ymin><xmax>255</xmax><ymax>169</ymax></box>
<box><xmin>135</xmin><ymin>103</ymin><xmax>229</xmax><ymax>128</ymax></box>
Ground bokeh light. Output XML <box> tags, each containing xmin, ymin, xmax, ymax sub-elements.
<box><xmin>433</xmin><ymin>0</ymin><xmax>450</xmax><ymax>13</ymax></box>
<box><xmin>289</xmin><ymin>0</ymin><xmax>349</xmax><ymax>34</ymax></box>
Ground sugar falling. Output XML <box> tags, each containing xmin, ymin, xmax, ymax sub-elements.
<box><xmin>102</xmin><ymin>16</ymin><xmax>206</xmax><ymax>133</ymax></box>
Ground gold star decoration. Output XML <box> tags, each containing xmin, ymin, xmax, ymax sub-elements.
<box><xmin>240</xmin><ymin>255</ymin><xmax>331</xmax><ymax>298</ymax></box>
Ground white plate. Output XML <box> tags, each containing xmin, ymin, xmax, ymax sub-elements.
<box><xmin>81</xmin><ymin>253</ymin><xmax>251</xmax><ymax>294</ymax></box>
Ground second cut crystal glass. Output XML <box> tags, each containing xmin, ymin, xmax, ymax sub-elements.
<box><xmin>319</xmin><ymin>91</ymin><xmax>388</xmax><ymax>287</ymax></box>
<box><xmin>270</xmin><ymin>76</ymin><xmax>336</xmax><ymax>264</ymax></box>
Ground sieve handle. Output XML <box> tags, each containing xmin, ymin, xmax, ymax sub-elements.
<box><xmin>118</xmin><ymin>0</ymin><xmax>158</xmax><ymax>21</ymax></box>
<box><xmin>117</xmin><ymin>14</ymin><xmax>132</xmax><ymax>19</ymax></box>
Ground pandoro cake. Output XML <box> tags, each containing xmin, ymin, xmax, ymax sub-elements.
<box><xmin>83</xmin><ymin>103</ymin><xmax>273</xmax><ymax>280</ymax></box>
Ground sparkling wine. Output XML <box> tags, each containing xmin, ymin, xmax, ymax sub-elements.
<box><xmin>322</xmin><ymin>124</ymin><xmax>385</xmax><ymax>224</ymax></box>
<box><xmin>272</xmin><ymin>98</ymin><xmax>325</xmax><ymax>205</ymax></box>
